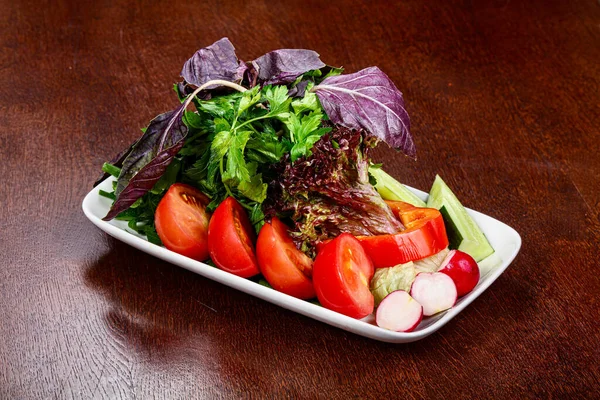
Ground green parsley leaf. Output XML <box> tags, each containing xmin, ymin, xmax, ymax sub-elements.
<box><xmin>291</xmin><ymin>83</ymin><xmax>320</xmax><ymax>114</ymax></box>
<box><xmin>207</xmin><ymin>130</ymin><xmax>233</xmax><ymax>190</ymax></box>
<box><xmin>246</xmin><ymin>134</ymin><xmax>289</xmax><ymax>164</ymax></box>
<box><xmin>238</xmin><ymin>86</ymin><xmax>261</xmax><ymax>115</ymax></box>
<box><xmin>249</xmin><ymin>202</ymin><xmax>266</xmax><ymax>233</ymax></box>
<box><xmin>321</xmin><ymin>66</ymin><xmax>344</xmax><ymax>79</ymax></box>
<box><xmin>214</xmin><ymin>118</ymin><xmax>231</xmax><ymax>133</ymax></box>
<box><xmin>237</xmin><ymin>162</ymin><xmax>267</xmax><ymax>203</ymax></box>
<box><xmin>285</xmin><ymin>111</ymin><xmax>332</xmax><ymax>161</ymax></box>
<box><xmin>222</xmin><ymin>130</ymin><xmax>252</xmax><ymax>186</ymax></box>
<box><xmin>263</xmin><ymin>85</ymin><xmax>292</xmax><ymax>118</ymax></box>
<box><xmin>197</xmin><ymin>92</ymin><xmax>242</xmax><ymax>118</ymax></box>
<box><xmin>238</xmin><ymin>174</ymin><xmax>267</xmax><ymax>203</ymax></box>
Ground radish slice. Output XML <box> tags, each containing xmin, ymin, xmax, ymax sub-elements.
<box><xmin>375</xmin><ymin>290</ymin><xmax>423</xmax><ymax>332</ymax></box>
<box><xmin>410</xmin><ymin>272</ymin><xmax>457</xmax><ymax>316</ymax></box>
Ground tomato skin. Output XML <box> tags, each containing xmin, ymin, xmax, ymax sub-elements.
<box><xmin>208</xmin><ymin>197</ymin><xmax>260</xmax><ymax>278</ymax></box>
<box><xmin>256</xmin><ymin>217</ymin><xmax>315</xmax><ymax>299</ymax></box>
<box><xmin>313</xmin><ymin>233</ymin><xmax>375</xmax><ymax>319</ymax></box>
<box><xmin>358</xmin><ymin>203</ymin><xmax>449</xmax><ymax>268</ymax></box>
<box><xmin>155</xmin><ymin>183</ymin><xmax>211</xmax><ymax>261</ymax></box>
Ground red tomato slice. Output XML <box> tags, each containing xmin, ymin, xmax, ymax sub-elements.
<box><xmin>155</xmin><ymin>183</ymin><xmax>211</xmax><ymax>261</ymax></box>
<box><xmin>208</xmin><ymin>197</ymin><xmax>260</xmax><ymax>278</ymax></box>
<box><xmin>313</xmin><ymin>233</ymin><xmax>375</xmax><ymax>319</ymax></box>
<box><xmin>357</xmin><ymin>205</ymin><xmax>449</xmax><ymax>268</ymax></box>
<box><xmin>256</xmin><ymin>217</ymin><xmax>315</xmax><ymax>299</ymax></box>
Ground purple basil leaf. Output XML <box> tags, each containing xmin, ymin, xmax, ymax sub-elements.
<box><xmin>287</xmin><ymin>79</ymin><xmax>310</xmax><ymax>98</ymax></box>
<box><xmin>241</xmin><ymin>62</ymin><xmax>259</xmax><ymax>88</ymax></box>
<box><xmin>236</xmin><ymin>61</ymin><xmax>250</xmax><ymax>83</ymax></box>
<box><xmin>312</xmin><ymin>66</ymin><xmax>415</xmax><ymax>158</ymax></box>
<box><xmin>102</xmin><ymin>104</ymin><xmax>188</xmax><ymax>220</ymax></box>
<box><xmin>252</xmin><ymin>49</ymin><xmax>326</xmax><ymax>86</ymax></box>
<box><xmin>181</xmin><ymin>37</ymin><xmax>243</xmax><ymax>87</ymax></box>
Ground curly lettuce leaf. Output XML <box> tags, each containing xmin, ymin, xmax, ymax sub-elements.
<box><xmin>265</xmin><ymin>126</ymin><xmax>403</xmax><ymax>253</ymax></box>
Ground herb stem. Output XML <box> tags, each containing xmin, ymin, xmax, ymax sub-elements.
<box><xmin>102</xmin><ymin>162</ymin><xmax>121</xmax><ymax>178</ymax></box>
<box><xmin>219</xmin><ymin>157</ymin><xmax>235</xmax><ymax>198</ymax></box>
<box><xmin>239</xmin><ymin>202</ymin><xmax>254</xmax><ymax>211</ymax></box>
<box><xmin>247</xmin><ymin>124</ymin><xmax>260</xmax><ymax>134</ymax></box>
<box><xmin>183</xmin><ymin>79</ymin><xmax>248</xmax><ymax>113</ymax></box>
<box><xmin>236</xmin><ymin>115</ymin><xmax>270</xmax><ymax>131</ymax></box>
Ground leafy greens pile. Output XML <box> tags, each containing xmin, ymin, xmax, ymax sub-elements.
<box><xmin>96</xmin><ymin>37</ymin><xmax>415</xmax><ymax>252</ymax></box>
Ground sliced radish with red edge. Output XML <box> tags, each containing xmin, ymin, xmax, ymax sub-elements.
<box><xmin>410</xmin><ymin>272</ymin><xmax>457</xmax><ymax>316</ymax></box>
<box><xmin>375</xmin><ymin>290</ymin><xmax>423</xmax><ymax>332</ymax></box>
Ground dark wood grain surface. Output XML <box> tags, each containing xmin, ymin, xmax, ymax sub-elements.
<box><xmin>2</xmin><ymin>0</ymin><xmax>599</xmax><ymax>398</ymax></box>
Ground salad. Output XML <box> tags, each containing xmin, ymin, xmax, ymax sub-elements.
<box><xmin>96</xmin><ymin>38</ymin><xmax>494</xmax><ymax>332</ymax></box>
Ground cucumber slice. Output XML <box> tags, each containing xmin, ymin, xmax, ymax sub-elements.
<box><xmin>369</xmin><ymin>167</ymin><xmax>427</xmax><ymax>207</ymax></box>
<box><xmin>426</xmin><ymin>175</ymin><xmax>494</xmax><ymax>262</ymax></box>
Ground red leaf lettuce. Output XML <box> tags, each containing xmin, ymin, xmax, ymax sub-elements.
<box><xmin>265</xmin><ymin>126</ymin><xmax>403</xmax><ymax>254</ymax></box>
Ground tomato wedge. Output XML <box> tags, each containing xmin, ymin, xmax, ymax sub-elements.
<box><xmin>208</xmin><ymin>197</ymin><xmax>260</xmax><ymax>278</ymax></box>
<box><xmin>256</xmin><ymin>217</ymin><xmax>315</xmax><ymax>299</ymax></box>
<box><xmin>154</xmin><ymin>183</ymin><xmax>211</xmax><ymax>261</ymax></box>
<box><xmin>313</xmin><ymin>233</ymin><xmax>375</xmax><ymax>319</ymax></box>
<box><xmin>357</xmin><ymin>201</ymin><xmax>449</xmax><ymax>268</ymax></box>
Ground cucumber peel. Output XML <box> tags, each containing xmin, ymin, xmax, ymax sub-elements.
<box><xmin>370</xmin><ymin>167</ymin><xmax>427</xmax><ymax>207</ymax></box>
<box><xmin>426</xmin><ymin>175</ymin><xmax>494</xmax><ymax>262</ymax></box>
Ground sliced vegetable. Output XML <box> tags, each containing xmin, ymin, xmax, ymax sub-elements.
<box><xmin>389</xmin><ymin>201</ymin><xmax>443</xmax><ymax>229</ymax></box>
<box><xmin>313</xmin><ymin>233</ymin><xmax>375</xmax><ymax>319</ymax></box>
<box><xmin>438</xmin><ymin>249</ymin><xmax>480</xmax><ymax>297</ymax></box>
<box><xmin>154</xmin><ymin>183</ymin><xmax>211</xmax><ymax>261</ymax></box>
<box><xmin>426</xmin><ymin>175</ymin><xmax>494</xmax><ymax>262</ymax></box>
<box><xmin>375</xmin><ymin>290</ymin><xmax>423</xmax><ymax>332</ymax></box>
<box><xmin>370</xmin><ymin>167</ymin><xmax>426</xmax><ymax>207</ymax></box>
<box><xmin>256</xmin><ymin>217</ymin><xmax>315</xmax><ymax>299</ymax></box>
<box><xmin>208</xmin><ymin>197</ymin><xmax>260</xmax><ymax>278</ymax></box>
<box><xmin>410</xmin><ymin>272</ymin><xmax>457</xmax><ymax>317</ymax></box>
<box><xmin>357</xmin><ymin>203</ymin><xmax>449</xmax><ymax>268</ymax></box>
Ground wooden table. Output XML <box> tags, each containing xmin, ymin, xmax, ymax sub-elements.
<box><xmin>2</xmin><ymin>0</ymin><xmax>599</xmax><ymax>398</ymax></box>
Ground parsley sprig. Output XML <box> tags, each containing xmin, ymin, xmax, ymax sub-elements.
<box><xmin>102</xmin><ymin>80</ymin><xmax>333</xmax><ymax>235</ymax></box>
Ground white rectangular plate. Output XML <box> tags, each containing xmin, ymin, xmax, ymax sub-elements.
<box><xmin>83</xmin><ymin>177</ymin><xmax>521</xmax><ymax>343</ymax></box>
